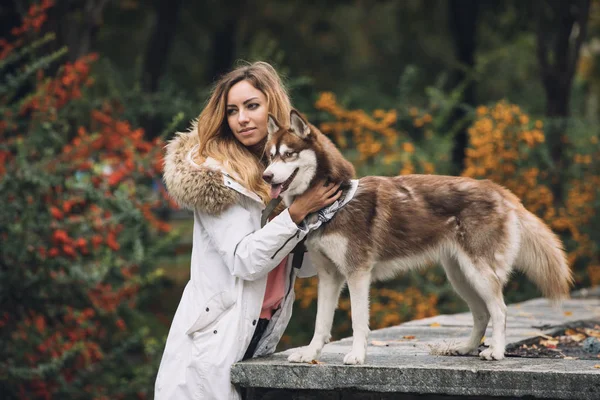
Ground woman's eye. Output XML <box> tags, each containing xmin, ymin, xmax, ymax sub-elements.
<box><xmin>227</xmin><ymin>109</ymin><xmax>237</xmax><ymax>116</ymax></box>
<box><xmin>247</xmin><ymin>103</ymin><xmax>259</xmax><ymax>110</ymax></box>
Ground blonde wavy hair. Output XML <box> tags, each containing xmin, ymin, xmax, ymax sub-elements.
<box><xmin>196</xmin><ymin>61</ymin><xmax>292</xmax><ymax>205</ymax></box>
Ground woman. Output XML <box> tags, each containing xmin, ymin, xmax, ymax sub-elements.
<box><xmin>155</xmin><ymin>61</ymin><xmax>341</xmax><ymax>399</ymax></box>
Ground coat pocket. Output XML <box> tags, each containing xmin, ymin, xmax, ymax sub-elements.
<box><xmin>186</xmin><ymin>290</ymin><xmax>236</xmax><ymax>335</ymax></box>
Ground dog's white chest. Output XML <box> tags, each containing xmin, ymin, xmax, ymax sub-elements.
<box><xmin>307</xmin><ymin>233</ymin><xmax>350</xmax><ymax>270</ymax></box>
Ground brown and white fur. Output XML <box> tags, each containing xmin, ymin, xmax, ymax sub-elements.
<box><xmin>263</xmin><ymin>110</ymin><xmax>572</xmax><ymax>364</ymax></box>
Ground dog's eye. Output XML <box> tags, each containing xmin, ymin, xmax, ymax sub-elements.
<box><xmin>284</xmin><ymin>151</ymin><xmax>295</xmax><ymax>158</ymax></box>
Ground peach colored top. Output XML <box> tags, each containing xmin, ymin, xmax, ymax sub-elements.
<box><xmin>260</xmin><ymin>255</ymin><xmax>288</xmax><ymax>319</ymax></box>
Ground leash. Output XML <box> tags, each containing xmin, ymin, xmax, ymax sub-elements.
<box><xmin>261</xmin><ymin>197</ymin><xmax>306</xmax><ymax>269</ymax></box>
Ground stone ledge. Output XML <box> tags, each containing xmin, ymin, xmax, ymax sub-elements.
<box><xmin>232</xmin><ymin>290</ymin><xmax>600</xmax><ymax>399</ymax></box>
<box><xmin>235</xmin><ymin>356</ymin><xmax>599</xmax><ymax>399</ymax></box>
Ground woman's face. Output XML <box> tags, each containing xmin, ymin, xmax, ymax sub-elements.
<box><xmin>226</xmin><ymin>80</ymin><xmax>269</xmax><ymax>148</ymax></box>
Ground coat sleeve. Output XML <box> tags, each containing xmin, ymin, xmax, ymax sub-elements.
<box><xmin>198</xmin><ymin>204</ymin><xmax>308</xmax><ymax>281</ymax></box>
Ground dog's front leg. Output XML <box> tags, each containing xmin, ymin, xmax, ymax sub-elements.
<box><xmin>343</xmin><ymin>269</ymin><xmax>371</xmax><ymax>365</ymax></box>
<box><xmin>288</xmin><ymin>259</ymin><xmax>345</xmax><ymax>363</ymax></box>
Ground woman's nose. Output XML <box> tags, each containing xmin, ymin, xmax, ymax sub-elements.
<box><xmin>238</xmin><ymin>110</ymin><xmax>249</xmax><ymax>123</ymax></box>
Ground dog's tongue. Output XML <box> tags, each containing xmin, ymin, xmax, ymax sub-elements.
<box><xmin>270</xmin><ymin>184</ymin><xmax>282</xmax><ymax>199</ymax></box>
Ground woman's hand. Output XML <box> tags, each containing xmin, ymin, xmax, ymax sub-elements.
<box><xmin>288</xmin><ymin>180</ymin><xmax>342</xmax><ymax>224</ymax></box>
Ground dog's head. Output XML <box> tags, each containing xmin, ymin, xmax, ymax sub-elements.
<box><xmin>262</xmin><ymin>110</ymin><xmax>318</xmax><ymax>200</ymax></box>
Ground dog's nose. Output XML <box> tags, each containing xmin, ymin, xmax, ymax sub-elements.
<box><xmin>262</xmin><ymin>171</ymin><xmax>273</xmax><ymax>184</ymax></box>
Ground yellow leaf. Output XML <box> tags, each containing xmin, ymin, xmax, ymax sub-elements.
<box><xmin>371</xmin><ymin>340</ymin><xmax>388</xmax><ymax>346</ymax></box>
<box><xmin>403</xmin><ymin>335</ymin><xmax>416</xmax><ymax>340</ymax></box>
<box><xmin>583</xmin><ymin>328</ymin><xmax>600</xmax><ymax>338</ymax></box>
<box><xmin>570</xmin><ymin>333</ymin><xmax>587</xmax><ymax>342</ymax></box>
<box><xmin>594</xmin><ymin>364</ymin><xmax>600</xmax><ymax>369</ymax></box>
<box><xmin>564</xmin><ymin>311</ymin><xmax>573</xmax><ymax>316</ymax></box>
<box><xmin>565</xmin><ymin>328</ymin><xmax>587</xmax><ymax>342</ymax></box>
<box><xmin>517</xmin><ymin>312</ymin><xmax>533</xmax><ymax>317</ymax></box>
<box><xmin>540</xmin><ymin>339</ymin><xmax>558</xmax><ymax>348</ymax></box>
<box><xmin>430</xmin><ymin>322</ymin><xmax>441</xmax><ymax>327</ymax></box>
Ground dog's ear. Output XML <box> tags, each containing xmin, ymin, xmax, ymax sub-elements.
<box><xmin>290</xmin><ymin>109</ymin><xmax>310</xmax><ymax>139</ymax></box>
<box><xmin>267</xmin><ymin>114</ymin><xmax>281</xmax><ymax>138</ymax></box>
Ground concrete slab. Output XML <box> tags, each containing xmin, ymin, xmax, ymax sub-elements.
<box><xmin>232</xmin><ymin>290</ymin><xmax>600</xmax><ymax>399</ymax></box>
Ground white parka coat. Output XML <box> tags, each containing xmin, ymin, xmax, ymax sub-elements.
<box><xmin>154</xmin><ymin>126</ymin><xmax>315</xmax><ymax>400</ymax></box>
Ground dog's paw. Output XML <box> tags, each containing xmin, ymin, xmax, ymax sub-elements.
<box><xmin>343</xmin><ymin>350</ymin><xmax>366</xmax><ymax>365</ymax></box>
<box><xmin>287</xmin><ymin>347</ymin><xmax>321</xmax><ymax>363</ymax></box>
<box><xmin>479</xmin><ymin>347</ymin><xmax>505</xmax><ymax>361</ymax></box>
<box><xmin>447</xmin><ymin>343</ymin><xmax>478</xmax><ymax>356</ymax></box>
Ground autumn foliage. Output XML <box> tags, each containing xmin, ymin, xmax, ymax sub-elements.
<box><xmin>0</xmin><ymin>4</ymin><xmax>176</xmax><ymax>398</ymax></box>
<box><xmin>463</xmin><ymin>102</ymin><xmax>600</xmax><ymax>287</ymax></box>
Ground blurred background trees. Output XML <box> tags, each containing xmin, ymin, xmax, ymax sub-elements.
<box><xmin>1</xmin><ymin>0</ymin><xmax>600</xmax><ymax>397</ymax></box>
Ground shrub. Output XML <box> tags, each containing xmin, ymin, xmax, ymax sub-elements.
<box><xmin>0</xmin><ymin>3</ymin><xmax>177</xmax><ymax>398</ymax></box>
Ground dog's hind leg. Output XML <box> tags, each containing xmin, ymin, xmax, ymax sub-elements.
<box><xmin>343</xmin><ymin>269</ymin><xmax>371</xmax><ymax>365</ymax></box>
<box><xmin>455</xmin><ymin>253</ymin><xmax>507</xmax><ymax>360</ymax></box>
<box><xmin>288</xmin><ymin>251</ymin><xmax>345</xmax><ymax>363</ymax></box>
<box><xmin>440</xmin><ymin>255</ymin><xmax>489</xmax><ymax>356</ymax></box>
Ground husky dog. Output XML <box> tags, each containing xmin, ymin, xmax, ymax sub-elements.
<box><xmin>263</xmin><ymin>110</ymin><xmax>572</xmax><ymax>364</ymax></box>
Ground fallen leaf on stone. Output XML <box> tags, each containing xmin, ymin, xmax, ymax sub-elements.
<box><xmin>583</xmin><ymin>328</ymin><xmax>600</xmax><ymax>338</ymax></box>
<box><xmin>563</xmin><ymin>356</ymin><xmax>578</xmax><ymax>360</ymax></box>
<box><xmin>310</xmin><ymin>359</ymin><xmax>324</xmax><ymax>365</ymax></box>
<box><xmin>565</xmin><ymin>329</ymin><xmax>587</xmax><ymax>342</ymax></box>
<box><xmin>594</xmin><ymin>364</ymin><xmax>600</xmax><ymax>369</ymax></box>
<box><xmin>403</xmin><ymin>335</ymin><xmax>416</xmax><ymax>340</ymax></box>
<box><xmin>430</xmin><ymin>322</ymin><xmax>441</xmax><ymax>327</ymax></box>
<box><xmin>540</xmin><ymin>339</ymin><xmax>558</xmax><ymax>348</ymax></box>
<box><xmin>371</xmin><ymin>340</ymin><xmax>388</xmax><ymax>346</ymax></box>
<box><xmin>517</xmin><ymin>311</ymin><xmax>533</xmax><ymax>317</ymax></box>
<box><xmin>564</xmin><ymin>311</ymin><xmax>573</xmax><ymax>316</ymax></box>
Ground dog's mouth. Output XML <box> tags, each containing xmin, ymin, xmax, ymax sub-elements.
<box><xmin>270</xmin><ymin>168</ymin><xmax>299</xmax><ymax>199</ymax></box>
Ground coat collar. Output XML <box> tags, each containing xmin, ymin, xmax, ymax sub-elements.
<box><xmin>163</xmin><ymin>122</ymin><xmax>263</xmax><ymax>215</ymax></box>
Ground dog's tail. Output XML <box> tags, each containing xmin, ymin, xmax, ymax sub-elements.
<box><xmin>514</xmin><ymin>208</ymin><xmax>572</xmax><ymax>302</ymax></box>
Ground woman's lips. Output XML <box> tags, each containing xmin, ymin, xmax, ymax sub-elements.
<box><xmin>239</xmin><ymin>128</ymin><xmax>256</xmax><ymax>135</ymax></box>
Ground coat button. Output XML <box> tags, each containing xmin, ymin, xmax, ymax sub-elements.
<box><xmin>213</xmin><ymin>330</ymin><xmax>217</xmax><ymax>334</ymax></box>
<box><xmin>252</xmin><ymin>320</ymin><xmax>257</xmax><ymax>326</ymax></box>
<box><xmin>206</xmin><ymin>307</ymin><xmax>209</xmax><ymax>312</ymax></box>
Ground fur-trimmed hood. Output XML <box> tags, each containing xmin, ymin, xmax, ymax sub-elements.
<box><xmin>163</xmin><ymin>123</ymin><xmax>243</xmax><ymax>215</ymax></box>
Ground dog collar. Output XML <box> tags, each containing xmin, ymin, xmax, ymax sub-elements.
<box><xmin>313</xmin><ymin>179</ymin><xmax>359</xmax><ymax>226</ymax></box>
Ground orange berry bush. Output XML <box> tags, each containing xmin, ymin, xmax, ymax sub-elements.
<box><xmin>463</xmin><ymin>102</ymin><xmax>600</xmax><ymax>290</ymax></box>
<box><xmin>0</xmin><ymin>3</ymin><xmax>177</xmax><ymax>398</ymax></box>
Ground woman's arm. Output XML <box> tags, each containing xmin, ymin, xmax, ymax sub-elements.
<box><xmin>199</xmin><ymin>180</ymin><xmax>341</xmax><ymax>281</ymax></box>
<box><xmin>198</xmin><ymin>204</ymin><xmax>307</xmax><ymax>281</ymax></box>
